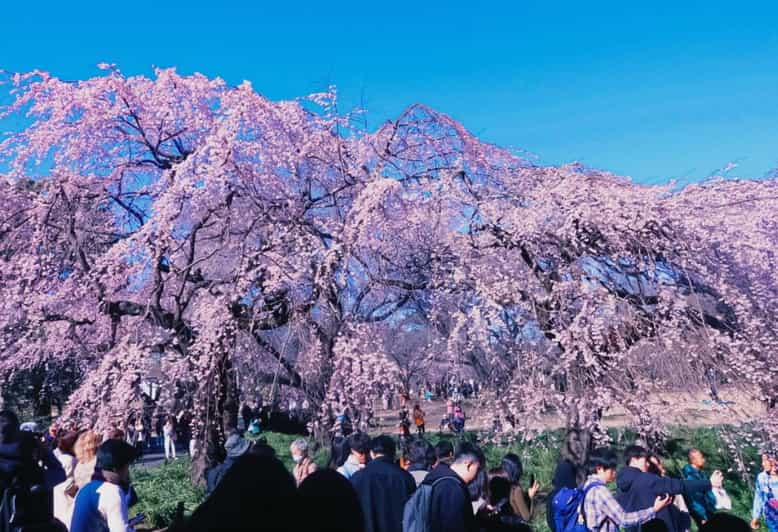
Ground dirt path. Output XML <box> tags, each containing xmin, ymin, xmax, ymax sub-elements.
<box><xmin>372</xmin><ymin>387</ymin><xmax>764</xmax><ymax>434</ymax></box>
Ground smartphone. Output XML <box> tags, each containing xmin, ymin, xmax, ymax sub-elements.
<box><xmin>129</xmin><ymin>513</ymin><xmax>146</xmax><ymax>526</ymax></box>
<box><xmin>529</xmin><ymin>473</ymin><xmax>535</xmax><ymax>486</ymax></box>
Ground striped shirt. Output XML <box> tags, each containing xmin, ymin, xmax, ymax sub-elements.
<box><xmin>582</xmin><ymin>475</ymin><xmax>656</xmax><ymax>532</ymax></box>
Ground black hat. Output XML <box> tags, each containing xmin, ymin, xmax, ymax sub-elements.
<box><xmin>96</xmin><ymin>439</ymin><xmax>138</xmax><ymax>472</ymax></box>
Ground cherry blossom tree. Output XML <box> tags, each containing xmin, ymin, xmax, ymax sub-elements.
<box><xmin>1</xmin><ymin>67</ymin><xmax>776</xmax><ymax>477</ymax></box>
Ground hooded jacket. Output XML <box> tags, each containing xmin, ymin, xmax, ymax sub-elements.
<box><xmin>616</xmin><ymin>465</ymin><xmax>709</xmax><ymax>532</ymax></box>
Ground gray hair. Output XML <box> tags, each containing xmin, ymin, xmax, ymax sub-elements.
<box><xmin>291</xmin><ymin>438</ymin><xmax>309</xmax><ymax>455</ymax></box>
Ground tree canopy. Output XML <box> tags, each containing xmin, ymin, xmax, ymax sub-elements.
<box><xmin>1</xmin><ymin>68</ymin><xmax>776</xmax><ymax>455</ymax></box>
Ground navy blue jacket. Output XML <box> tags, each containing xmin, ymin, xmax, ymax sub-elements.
<box><xmin>351</xmin><ymin>456</ymin><xmax>416</xmax><ymax>532</ymax></box>
<box><xmin>616</xmin><ymin>465</ymin><xmax>710</xmax><ymax>532</ymax></box>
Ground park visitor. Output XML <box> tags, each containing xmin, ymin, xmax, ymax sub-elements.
<box><xmin>205</xmin><ymin>431</ymin><xmax>251</xmax><ymax>495</ymax></box>
<box><xmin>351</xmin><ymin>434</ymin><xmax>416</xmax><ymax>532</ymax></box>
<box><xmin>682</xmin><ymin>448</ymin><xmax>719</xmax><ymax>527</ymax></box>
<box><xmin>617</xmin><ymin>444</ymin><xmax>719</xmax><ymax>532</ymax></box>
<box><xmin>413</xmin><ymin>404</ymin><xmax>426</xmax><ymax>435</ymax></box>
<box><xmin>580</xmin><ymin>447</ymin><xmax>672</xmax><ymax>532</ymax></box>
<box><xmin>70</xmin><ymin>439</ymin><xmax>139</xmax><ymax>532</ymax></box>
<box><xmin>751</xmin><ymin>453</ymin><xmax>778</xmax><ymax>532</ymax></box>
<box><xmin>290</xmin><ymin>438</ymin><xmax>317</xmax><ymax>486</ymax></box>
<box><xmin>338</xmin><ymin>431</ymin><xmax>371</xmax><ymax>479</ymax></box>
<box><xmin>421</xmin><ymin>442</ymin><xmax>484</xmax><ymax>532</ymax></box>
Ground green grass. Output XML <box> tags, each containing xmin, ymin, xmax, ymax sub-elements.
<box><xmin>131</xmin><ymin>426</ymin><xmax>766</xmax><ymax>531</ymax></box>
<box><xmin>130</xmin><ymin>457</ymin><xmax>205</xmax><ymax>530</ymax></box>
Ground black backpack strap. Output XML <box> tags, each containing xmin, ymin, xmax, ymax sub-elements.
<box><xmin>429</xmin><ymin>476</ymin><xmax>461</xmax><ymax>490</ymax></box>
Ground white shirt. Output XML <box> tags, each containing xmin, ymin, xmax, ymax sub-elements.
<box><xmin>71</xmin><ymin>480</ymin><xmax>134</xmax><ymax>532</ymax></box>
<box><xmin>52</xmin><ymin>449</ymin><xmax>77</xmax><ymax>528</ymax></box>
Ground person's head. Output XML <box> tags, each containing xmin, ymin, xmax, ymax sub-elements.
<box><xmin>249</xmin><ymin>438</ymin><xmax>277</xmax><ymax>458</ymax></box>
<box><xmin>74</xmin><ymin>430</ymin><xmax>102</xmax><ymax>464</ymax></box>
<box><xmin>586</xmin><ymin>447</ymin><xmax>618</xmax><ymax>482</ymax></box>
<box><xmin>647</xmin><ymin>454</ymin><xmax>666</xmax><ymax>477</ymax></box>
<box><xmin>699</xmin><ymin>512</ymin><xmax>751</xmax><ymax>532</ymax></box>
<box><xmin>224</xmin><ymin>432</ymin><xmax>251</xmax><ymax>459</ymax></box>
<box><xmin>96</xmin><ymin>439</ymin><xmax>137</xmax><ymax>483</ymax></box>
<box><xmin>468</xmin><ymin>466</ymin><xmax>488</xmax><ymax>502</ymax></box>
<box><xmin>408</xmin><ymin>438</ymin><xmax>434</xmax><ymax>470</ymax></box>
<box><xmin>328</xmin><ymin>436</ymin><xmax>350</xmax><ymax>469</ymax></box>
<box><xmin>347</xmin><ymin>432</ymin><xmax>371</xmax><ymax>465</ymax></box>
<box><xmin>488</xmin><ymin>474</ymin><xmax>512</xmax><ymax>505</ymax></box>
<box><xmin>370</xmin><ymin>435</ymin><xmax>396</xmax><ymax>460</ymax></box>
<box><xmin>184</xmin><ymin>455</ymin><xmax>298</xmax><ymax>532</ymax></box>
<box><xmin>501</xmin><ymin>453</ymin><xmax>524</xmax><ymax>485</ymax></box>
<box><xmin>414</xmin><ymin>404</ymin><xmax>420</xmax><ymax>410</ymax></box>
<box><xmin>0</xmin><ymin>410</ymin><xmax>20</xmax><ymax>444</ymax></box>
<box><xmin>298</xmin><ymin>469</ymin><xmax>364</xmax><ymax>532</ymax></box>
<box><xmin>290</xmin><ymin>439</ymin><xmax>310</xmax><ymax>463</ymax></box>
<box><xmin>434</xmin><ymin>440</ymin><xmax>454</xmax><ymax>466</ymax></box>
<box><xmin>57</xmin><ymin>431</ymin><xmax>81</xmax><ymax>456</ymax></box>
<box><xmin>108</xmin><ymin>428</ymin><xmax>125</xmax><ymax>441</ymax></box>
<box><xmin>450</xmin><ymin>443</ymin><xmax>482</xmax><ymax>485</ymax></box>
<box><xmin>688</xmin><ymin>448</ymin><xmax>705</xmax><ymax>469</ymax></box>
<box><xmin>624</xmin><ymin>445</ymin><xmax>650</xmax><ymax>473</ymax></box>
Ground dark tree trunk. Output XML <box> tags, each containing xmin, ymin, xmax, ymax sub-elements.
<box><xmin>191</xmin><ymin>327</ymin><xmax>240</xmax><ymax>485</ymax></box>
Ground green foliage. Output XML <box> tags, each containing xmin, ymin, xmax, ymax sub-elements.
<box><xmin>246</xmin><ymin>430</ymin><xmax>329</xmax><ymax>470</ymax></box>
<box><xmin>130</xmin><ymin>457</ymin><xmax>205</xmax><ymax>530</ymax></box>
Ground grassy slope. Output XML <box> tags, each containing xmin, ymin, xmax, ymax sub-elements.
<box><xmin>132</xmin><ymin>426</ymin><xmax>767</xmax><ymax>531</ymax></box>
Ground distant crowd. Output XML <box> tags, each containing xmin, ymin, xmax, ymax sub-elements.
<box><xmin>0</xmin><ymin>407</ymin><xmax>776</xmax><ymax>532</ymax></box>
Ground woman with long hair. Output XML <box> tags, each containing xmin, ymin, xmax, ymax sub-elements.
<box><xmin>501</xmin><ymin>453</ymin><xmax>540</xmax><ymax>522</ymax></box>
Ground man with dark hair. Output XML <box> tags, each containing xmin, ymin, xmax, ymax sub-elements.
<box><xmin>422</xmin><ymin>442</ymin><xmax>483</xmax><ymax>532</ymax></box>
<box><xmin>407</xmin><ymin>438</ymin><xmax>434</xmax><ymax>486</ymax></box>
<box><xmin>581</xmin><ymin>447</ymin><xmax>672</xmax><ymax>532</ymax></box>
<box><xmin>71</xmin><ymin>439</ymin><xmax>138</xmax><ymax>532</ymax></box>
<box><xmin>433</xmin><ymin>440</ymin><xmax>454</xmax><ymax>467</ymax></box>
<box><xmin>338</xmin><ymin>432</ymin><xmax>370</xmax><ymax>479</ymax></box>
<box><xmin>682</xmin><ymin>448</ymin><xmax>720</xmax><ymax>528</ymax></box>
<box><xmin>351</xmin><ymin>434</ymin><xmax>416</xmax><ymax>532</ymax></box>
<box><xmin>617</xmin><ymin>444</ymin><xmax>718</xmax><ymax>532</ymax></box>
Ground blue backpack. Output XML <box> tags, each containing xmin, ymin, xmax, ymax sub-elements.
<box><xmin>551</xmin><ymin>481</ymin><xmax>603</xmax><ymax>532</ymax></box>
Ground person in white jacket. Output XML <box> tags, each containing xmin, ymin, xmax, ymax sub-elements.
<box><xmin>71</xmin><ymin>439</ymin><xmax>138</xmax><ymax>532</ymax></box>
<box><xmin>52</xmin><ymin>431</ymin><xmax>80</xmax><ymax>529</ymax></box>
<box><xmin>163</xmin><ymin>416</ymin><xmax>177</xmax><ymax>460</ymax></box>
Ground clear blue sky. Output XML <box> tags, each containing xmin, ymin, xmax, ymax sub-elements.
<box><xmin>3</xmin><ymin>1</ymin><xmax>778</xmax><ymax>184</ymax></box>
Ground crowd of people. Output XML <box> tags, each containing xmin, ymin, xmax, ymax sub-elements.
<box><xmin>180</xmin><ymin>425</ymin><xmax>775</xmax><ymax>532</ymax></box>
<box><xmin>1</xmin><ymin>405</ymin><xmax>776</xmax><ymax>532</ymax></box>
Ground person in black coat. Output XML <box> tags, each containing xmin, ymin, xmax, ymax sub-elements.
<box><xmin>351</xmin><ymin>435</ymin><xmax>416</xmax><ymax>532</ymax></box>
<box><xmin>422</xmin><ymin>443</ymin><xmax>483</xmax><ymax>532</ymax></box>
<box><xmin>616</xmin><ymin>445</ymin><xmax>719</xmax><ymax>532</ymax></box>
